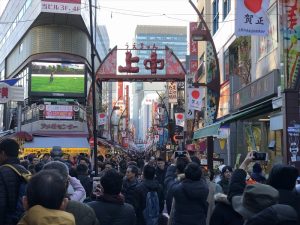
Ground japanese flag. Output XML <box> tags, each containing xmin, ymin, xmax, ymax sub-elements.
<box><xmin>235</xmin><ymin>0</ymin><xmax>270</xmax><ymax>36</ymax></box>
<box><xmin>175</xmin><ymin>113</ymin><xmax>185</xmax><ymax>127</ymax></box>
<box><xmin>188</xmin><ymin>88</ymin><xmax>204</xmax><ymax>111</ymax></box>
<box><xmin>98</xmin><ymin>113</ymin><xmax>107</xmax><ymax>125</ymax></box>
<box><xmin>154</xmin><ymin>135</ymin><xmax>160</xmax><ymax>143</ymax></box>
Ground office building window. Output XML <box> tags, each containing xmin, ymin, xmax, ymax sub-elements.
<box><xmin>213</xmin><ymin>0</ymin><xmax>219</xmax><ymax>34</ymax></box>
<box><xmin>223</xmin><ymin>0</ymin><xmax>231</xmax><ymax>19</ymax></box>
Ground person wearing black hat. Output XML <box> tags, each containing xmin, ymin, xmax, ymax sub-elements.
<box><xmin>266</xmin><ymin>164</ymin><xmax>300</xmax><ymax>221</ymax></box>
<box><xmin>217</xmin><ymin>165</ymin><xmax>233</xmax><ymax>194</ymax></box>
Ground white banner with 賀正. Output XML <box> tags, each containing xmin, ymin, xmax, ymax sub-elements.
<box><xmin>98</xmin><ymin>113</ymin><xmax>107</xmax><ymax>126</ymax></box>
<box><xmin>175</xmin><ymin>113</ymin><xmax>185</xmax><ymax>127</ymax></box>
<box><xmin>168</xmin><ymin>82</ymin><xmax>177</xmax><ymax>103</ymax></box>
<box><xmin>188</xmin><ymin>87</ymin><xmax>204</xmax><ymax>111</ymax></box>
<box><xmin>235</xmin><ymin>0</ymin><xmax>270</xmax><ymax>36</ymax></box>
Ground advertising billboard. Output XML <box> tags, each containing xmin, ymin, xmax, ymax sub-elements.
<box><xmin>41</xmin><ymin>0</ymin><xmax>81</xmax><ymax>15</ymax></box>
<box><xmin>30</xmin><ymin>61</ymin><xmax>85</xmax><ymax>98</ymax></box>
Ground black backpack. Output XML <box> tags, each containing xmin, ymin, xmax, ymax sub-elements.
<box><xmin>1</xmin><ymin>164</ymin><xmax>31</xmax><ymax>224</ymax></box>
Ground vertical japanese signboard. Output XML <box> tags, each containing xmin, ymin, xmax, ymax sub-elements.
<box><xmin>235</xmin><ymin>0</ymin><xmax>270</xmax><ymax>36</ymax></box>
<box><xmin>41</xmin><ymin>0</ymin><xmax>81</xmax><ymax>15</ymax></box>
<box><xmin>168</xmin><ymin>82</ymin><xmax>177</xmax><ymax>103</ymax></box>
<box><xmin>189</xmin><ymin>22</ymin><xmax>198</xmax><ymax>76</ymax></box>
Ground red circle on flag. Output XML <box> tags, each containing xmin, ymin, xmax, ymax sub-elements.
<box><xmin>191</xmin><ymin>90</ymin><xmax>200</xmax><ymax>99</ymax></box>
<box><xmin>99</xmin><ymin>113</ymin><xmax>105</xmax><ymax>118</ymax></box>
<box><xmin>177</xmin><ymin>114</ymin><xmax>183</xmax><ymax>119</ymax></box>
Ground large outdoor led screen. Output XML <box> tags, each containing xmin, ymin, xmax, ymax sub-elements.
<box><xmin>30</xmin><ymin>62</ymin><xmax>85</xmax><ymax>97</ymax></box>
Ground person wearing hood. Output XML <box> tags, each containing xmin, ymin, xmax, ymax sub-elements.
<box><xmin>266</xmin><ymin>164</ymin><xmax>300</xmax><ymax>221</ymax></box>
<box><xmin>134</xmin><ymin>164</ymin><xmax>164</xmax><ymax>225</ymax></box>
<box><xmin>169</xmin><ymin>162</ymin><xmax>209</xmax><ymax>225</ymax></box>
<box><xmin>18</xmin><ymin>170</ymin><xmax>75</xmax><ymax>225</ymax></box>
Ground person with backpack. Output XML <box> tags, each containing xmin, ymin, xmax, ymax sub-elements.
<box><xmin>0</xmin><ymin>138</ymin><xmax>31</xmax><ymax>225</ymax></box>
<box><xmin>134</xmin><ymin>164</ymin><xmax>164</xmax><ymax>225</ymax></box>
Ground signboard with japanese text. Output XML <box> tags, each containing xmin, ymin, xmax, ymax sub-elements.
<box><xmin>44</xmin><ymin>105</ymin><xmax>74</xmax><ymax>119</ymax></box>
<box><xmin>175</xmin><ymin>113</ymin><xmax>185</xmax><ymax>127</ymax></box>
<box><xmin>188</xmin><ymin>87</ymin><xmax>204</xmax><ymax>111</ymax></box>
<box><xmin>235</xmin><ymin>0</ymin><xmax>270</xmax><ymax>36</ymax></box>
<box><xmin>98</xmin><ymin>113</ymin><xmax>107</xmax><ymax>126</ymax></box>
<box><xmin>0</xmin><ymin>83</ymin><xmax>24</xmax><ymax>103</ymax></box>
<box><xmin>168</xmin><ymin>82</ymin><xmax>177</xmax><ymax>103</ymax></box>
<box><xmin>189</xmin><ymin>22</ymin><xmax>198</xmax><ymax>76</ymax></box>
<box><xmin>41</xmin><ymin>0</ymin><xmax>81</xmax><ymax>15</ymax></box>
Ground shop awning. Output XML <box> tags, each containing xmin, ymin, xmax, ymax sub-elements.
<box><xmin>23</xmin><ymin>137</ymin><xmax>90</xmax><ymax>155</ymax></box>
<box><xmin>193</xmin><ymin>100</ymin><xmax>272</xmax><ymax>139</ymax></box>
<box><xmin>193</xmin><ymin>122</ymin><xmax>221</xmax><ymax>139</ymax></box>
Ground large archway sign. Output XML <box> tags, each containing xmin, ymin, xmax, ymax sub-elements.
<box><xmin>95</xmin><ymin>45</ymin><xmax>186</xmax><ymax>81</ymax></box>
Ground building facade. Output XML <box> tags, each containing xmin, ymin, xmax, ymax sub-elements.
<box><xmin>193</xmin><ymin>0</ymin><xmax>300</xmax><ymax>170</ymax></box>
<box><xmin>0</xmin><ymin>0</ymin><xmax>109</xmax><ymax>154</ymax></box>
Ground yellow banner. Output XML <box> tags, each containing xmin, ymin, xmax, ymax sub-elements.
<box><xmin>23</xmin><ymin>148</ymin><xmax>90</xmax><ymax>155</ymax></box>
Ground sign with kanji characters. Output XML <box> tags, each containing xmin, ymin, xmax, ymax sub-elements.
<box><xmin>0</xmin><ymin>83</ymin><xmax>24</xmax><ymax>103</ymax></box>
<box><xmin>44</xmin><ymin>105</ymin><xmax>74</xmax><ymax>119</ymax></box>
<box><xmin>235</xmin><ymin>0</ymin><xmax>270</xmax><ymax>36</ymax></box>
<box><xmin>41</xmin><ymin>0</ymin><xmax>81</xmax><ymax>15</ymax></box>
<box><xmin>188</xmin><ymin>87</ymin><xmax>204</xmax><ymax>111</ymax></box>
<box><xmin>98</xmin><ymin>113</ymin><xmax>107</xmax><ymax>126</ymax></box>
<box><xmin>175</xmin><ymin>113</ymin><xmax>185</xmax><ymax>127</ymax></box>
<box><xmin>168</xmin><ymin>82</ymin><xmax>177</xmax><ymax>103</ymax></box>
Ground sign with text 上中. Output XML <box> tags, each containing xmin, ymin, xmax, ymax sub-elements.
<box><xmin>41</xmin><ymin>0</ymin><xmax>81</xmax><ymax>15</ymax></box>
<box><xmin>235</xmin><ymin>0</ymin><xmax>270</xmax><ymax>36</ymax></box>
<box><xmin>44</xmin><ymin>105</ymin><xmax>74</xmax><ymax>119</ymax></box>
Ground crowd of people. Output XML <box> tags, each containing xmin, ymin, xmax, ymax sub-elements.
<box><xmin>0</xmin><ymin>138</ymin><xmax>300</xmax><ymax>225</ymax></box>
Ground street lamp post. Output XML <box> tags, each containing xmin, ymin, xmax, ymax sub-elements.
<box><xmin>189</xmin><ymin>0</ymin><xmax>220</xmax><ymax>171</ymax></box>
<box><xmin>89</xmin><ymin>0</ymin><xmax>98</xmax><ymax>176</ymax></box>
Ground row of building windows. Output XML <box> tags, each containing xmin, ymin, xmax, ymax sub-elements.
<box><xmin>213</xmin><ymin>0</ymin><xmax>231</xmax><ymax>34</ymax></box>
<box><xmin>0</xmin><ymin>0</ymin><xmax>32</xmax><ymax>50</ymax></box>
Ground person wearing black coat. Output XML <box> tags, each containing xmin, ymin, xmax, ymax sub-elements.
<box><xmin>87</xmin><ymin>169</ymin><xmax>136</xmax><ymax>225</ymax></box>
<box><xmin>245</xmin><ymin>204</ymin><xmax>299</xmax><ymax>225</ymax></box>
<box><xmin>169</xmin><ymin>162</ymin><xmax>209</xmax><ymax>225</ymax></box>
<box><xmin>209</xmin><ymin>168</ymin><xmax>246</xmax><ymax>225</ymax></box>
<box><xmin>266</xmin><ymin>164</ymin><xmax>300</xmax><ymax>222</ymax></box>
<box><xmin>0</xmin><ymin>139</ymin><xmax>30</xmax><ymax>225</ymax></box>
<box><xmin>134</xmin><ymin>164</ymin><xmax>164</xmax><ymax>225</ymax></box>
<box><xmin>76</xmin><ymin>164</ymin><xmax>93</xmax><ymax>199</ymax></box>
<box><xmin>122</xmin><ymin>165</ymin><xmax>139</xmax><ymax>207</ymax></box>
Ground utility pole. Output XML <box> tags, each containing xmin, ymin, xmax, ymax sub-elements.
<box><xmin>89</xmin><ymin>0</ymin><xmax>98</xmax><ymax>176</ymax></box>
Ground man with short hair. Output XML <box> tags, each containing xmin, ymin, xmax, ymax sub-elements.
<box><xmin>43</xmin><ymin>161</ymin><xmax>99</xmax><ymax>225</ymax></box>
<box><xmin>155</xmin><ymin>157</ymin><xmax>167</xmax><ymax>188</ymax></box>
<box><xmin>122</xmin><ymin>165</ymin><xmax>139</xmax><ymax>206</ymax></box>
<box><xmin>135</xmin><ymin>164</ymin><xmax>164</xmax><ymax>225</ymax></box>
<box><xmin>88</xmin><ymin>169</ymin><xmax>136</xmax><ymax>225</ymax></box>
<box><xmin>0</xmin><ymin>138</ymin><xmax>30</xmax><ymax>225</ymax></box>
<box><xmin>18</xmin><ymin>170</ymin><xmax>75</xmax><ymax>225</ymax></box>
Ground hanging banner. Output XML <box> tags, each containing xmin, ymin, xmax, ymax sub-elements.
<box><xmin>154</xmin><ymin>135</ymin><xmax>160</xmax><ymax>143</ymax></box>
<box><xmin>0</xmin><ymin>83</ymin><xmax>24</xmax><ymax>103</ymax></box>
<box><xmin>188</xmin><ymin>87</ymin><xmax>204</xmax><ymax>111</ymax></box>
<box><xmin>168</xmin><ymin>82</ymin><xmax>177</xmax><ymax>103</ymax></box>
<box><xmin>98</xmin><ymin>113</ymin><xmax>107</xmax><ymax>126</ymax></box>
<box><xmin>186</xmin><ymin>108</ymin><xmax>194</xmax><ymax>120</ymax></box>
<box><xmin>175</xmin><ymin>113</ymin><xmax>185</xmax><ymax>127</ymax></box>
<box><xmin>44</xmin><ymin>105</ymin><xmax>73</xmax><ymax>119</ymax></box>
<box><xmin>235</xmin><ymin>0</ymin><xmax>270</xmax><ymax>36</ymax></box>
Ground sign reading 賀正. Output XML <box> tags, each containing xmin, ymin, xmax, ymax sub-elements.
<box><xmin>0</xmin><ymin>83</ymin><xmax>24</xmax><ymax>103</ymax></box>
<box><xmin>41</xmin><ymin>0</ymin><xmax>81</xmax><ymax>15</ymax></box>
<box><xmin>235</xmin><ymin>0</ymin><xmax>270</xmax><ymax>36</ymax></box>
